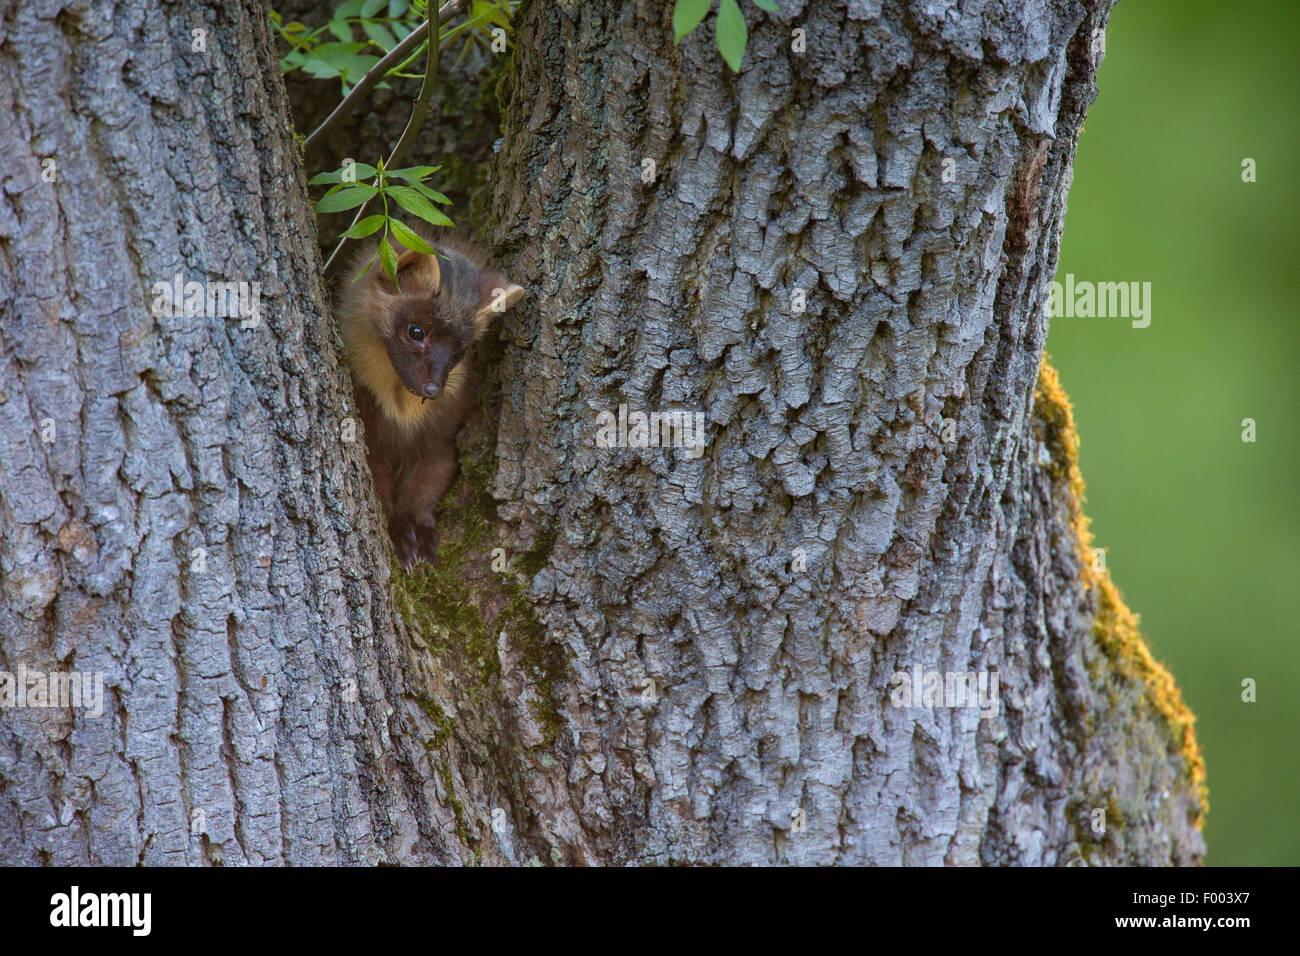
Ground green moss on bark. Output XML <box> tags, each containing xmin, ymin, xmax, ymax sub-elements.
<box><xmin>1034</xmin><ymin>356</ymin><xmax>1208</xmax><ymax>830</ymax></box>
<box><xmin>389</xmin><ymin>436</ymin><xmax>567</xmax><ymax>741</ymax></box>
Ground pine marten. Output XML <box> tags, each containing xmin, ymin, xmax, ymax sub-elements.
<box><xmin>337</xmin><ymin>235</ymin><xmax>523</xmax><ymax>569</ymax></box>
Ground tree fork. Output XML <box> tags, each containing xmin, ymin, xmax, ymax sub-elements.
<box><xmin>0</xmin><ymin>0</ymin><xmax>1206</xmax><ymax>866</ymax></box>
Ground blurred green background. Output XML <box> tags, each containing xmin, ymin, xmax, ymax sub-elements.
<box><xmin>1048</xmin><ymin>0</ymin><xmax>1299</xmax><ymax>865</ymax></box>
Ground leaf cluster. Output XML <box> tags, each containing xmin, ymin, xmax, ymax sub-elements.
<box><xmin>672</xmin><ymin>0</ymin><xmax>777</xmax><ymax>72</ymax></box>
<box><xmin>310</xmin><ymin>159</ymin><xmax>455</xmax><ymax>281</ymax></box>
<box><xmin>272</xmin><ymin>0</ymin><xmax>418</xmax><ymax>94</ymax></box>
<box><xmin>271</xmin><ymin>0</ymin><xmax>515</xmax><ymax>93</ymax></box>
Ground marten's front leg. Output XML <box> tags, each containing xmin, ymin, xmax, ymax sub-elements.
<box><xmin>389</xmin><ymin>440</ymin><xmax>460</xmax><ymax>569</ymax></box>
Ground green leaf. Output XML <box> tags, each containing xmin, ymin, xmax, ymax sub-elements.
<box><xmin>308</xmin><ymin>161</ymin><xmax>377</xmax><ymax>185</ymax></box>
<box><xmin>388</xmin><ymin>0</ymin><xmax>411</xmax><ymax>16</ymax></box>
<box><xmin>488</xmin><ymin>2</ymin><xmax>512</xmax><ymax>30</ymax></box>
<box><xmin>472</xmin><ymin>0</ymin><xmax>510</xmax><ymax>29</ymax></box>
<box><xmin>347</xmin><ymin>162</ymin><xmax>379</xmax><ymax>181</ymax></box>
<box><xmin>362</xmin><ymin>19</ymin><xmax>397</xmax><ymax>51</ymax></box>
<box><xmin>336</xmin><ymin>0</ymin><xmax>366</xmax><ymax>17</ymax></box>
<box><xmin>379</xmin><ymin>238</ymin><xmax>398</xmax><ymax>282</ymax></box>
<box><xmin>304</xmin><ymin>39</ymin><xmax>363</xmax><ymax>57</ymax></box>
<box><xmin>327</xmin><ymin>19</ymin><xmax>351</xmax><ymax>42</ymax></box>
<box><xmin>314</xmin><ymin>185</ymin><xmax>377</xmax><ymax>213</ymax></box>
<box><xmin>715</xmin><ymin>0</ymin><xmax>747</xmax><ymax>71</ymax></box>
<box><xmin>387</xmin><ymin>165</ymin><xmax>442</xmax><ymax>183</ymax></box>
<box><xmin>341</xmin><ymin>53</ymin><xmax>382</xmax><ymax>80</ymax></box>
<box><xmin>361</xmin><ymin>0</ymin><xmax>388</xmax><ymax>15</ymax></box>
<box><xmin>751</xmin><ymin>0</ymin><xmax>778</xmax><ymax>11</ymax></box>
<box><xmin>303</xmin><ymin>59</ymin><xmax>341</xmax><ymax>79</ymax></box>
<box><xmin>340</xmin><ymin>215</ymin><xmax>388</xmax><ymax>239</ymax></box>
<box><xmin>389</xmin><ymin>219</ymin><xmax>436</xmax><ymax>253</ymax></box>
<box><xmin>386</xmin><ymin>186</ymin><xmax>455</xmax><ymax>227</ymax></box>
<box><xmin>305</xmin><ymin>43</ymin><xmax>379</xmax><ymax>87</ymax></box>
<box><xmin>303</xmin><ymin>40</ymin><xmax>370</xmax><ymax>66</ymax></box>
<box><xmin>408</xmin><ymin>180</ymin><xmax>452</xmax><ymax>205</ymax></box>
<box><xmin>673</xmin><ymin>0</ymin><xmax>711</xmax><ymax>41</ymax></box>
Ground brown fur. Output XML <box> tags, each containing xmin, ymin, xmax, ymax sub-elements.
<box><xmin>337</xmin><ymin>233</ymin><xmax>523</xmax><ymax>568</ymax></box>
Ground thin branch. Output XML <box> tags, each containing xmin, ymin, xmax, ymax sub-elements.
<box><xmin>303</xmin><ymin>0</ymin><xmax>471</xmax><ymax>155</ymax></box>
<box><xmin>320</xmin><ymin>0</ymin><xmax>471</xmax><ymax>280</ymax></box>
<box><xmin>384</xmin><ymin>3</ymin><xmax>459</xmax><ymax>175</ymax></box>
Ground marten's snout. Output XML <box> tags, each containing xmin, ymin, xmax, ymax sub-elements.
<box><xmin>423</xmin><ymin>343</ymin><xmax>454</xmax><ymax>398</ymax></box>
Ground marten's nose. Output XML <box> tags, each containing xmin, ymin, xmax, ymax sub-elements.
<box><xmin>422</xmin><ymin>383</ymin><xmax>442</xmax><ymax>399</ymax></box>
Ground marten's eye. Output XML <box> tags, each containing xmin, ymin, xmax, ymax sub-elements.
<box><xmin>407</xmin><ymin>324</ymin><xmax>426</xmax><ymax>342</ymax></box>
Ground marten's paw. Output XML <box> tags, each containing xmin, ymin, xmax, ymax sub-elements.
<box><xmin>390</xmin><ymin>515</ymin><xmax>439</xmax><ymax>570</ymax></box>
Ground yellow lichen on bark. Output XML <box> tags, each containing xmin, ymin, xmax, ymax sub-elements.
<box><xmin>1034</xmin><ymin>356</ymin><xmax>1209</xmax><ymax>829</ymax></box>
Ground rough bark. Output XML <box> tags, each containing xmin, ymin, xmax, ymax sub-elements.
<box><xmin>0</xmin><ymin>0</ymin><xmax>1206</xmax><ymax>867</ymax></box>
<box><xmin>0</xmin><ymin>0</ymin><xmax>466</xmax><ymax>865</ymax></box>
<box><xmin>470</xmin><ymin>0</ymin><xmax>1206</xmax><ymax>864</ymax></box>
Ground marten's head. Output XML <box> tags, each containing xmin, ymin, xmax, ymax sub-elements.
<box><xmin>340</xmin><ymin>241</ymin><xmax>524</xmax><ymax>428</ymax></box>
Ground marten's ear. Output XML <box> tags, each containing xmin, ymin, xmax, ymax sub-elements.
<box><xmin>376</xmin><ymin>250</ymin><xmax>441</xmax><ymax>295</ymax></box>
<box><xmin>473</xmin><ymin>281</ymin><xmax>525</xmax><ymax>333</ymax></box>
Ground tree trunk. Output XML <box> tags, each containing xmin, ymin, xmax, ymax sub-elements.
<box><xmin>0</xmin><ymin>0</ymin><xmax>465</xmax><ymax>865</ymax></box>
<box><xmin>0</xmin><ymin>0</ymin><xmax>1206</xmax><ymax>867</ymax></box>
<box><xmin>471</xmin><ymin>0</ymin><xmax>1206</xmax><ymax>864</ymax></box>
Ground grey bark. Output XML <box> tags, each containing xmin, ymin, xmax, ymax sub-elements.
<box><xmin>477</xmin><ymin>0</ymin><xmax>1205</xmax><ymax>864</ymax></box>
<box><xmin>0</xmin><ymin>0</ymin><xmax>1206</xmax><ymax>867</ymax></box>
<box><xmin>0</xmin><ymin>0</ymin><xmax>462</xmax><ymax>865</ymax></box>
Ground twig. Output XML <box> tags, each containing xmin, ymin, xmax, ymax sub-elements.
<box><xmin>303</xmin><ymin>0</ymin><xmax>470</xmax><ymax>154</ymax></box>
<box><xmin>319</xmin><ymin>0</ymin><xmax>471</xmax><ymax>279</ymax></box>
